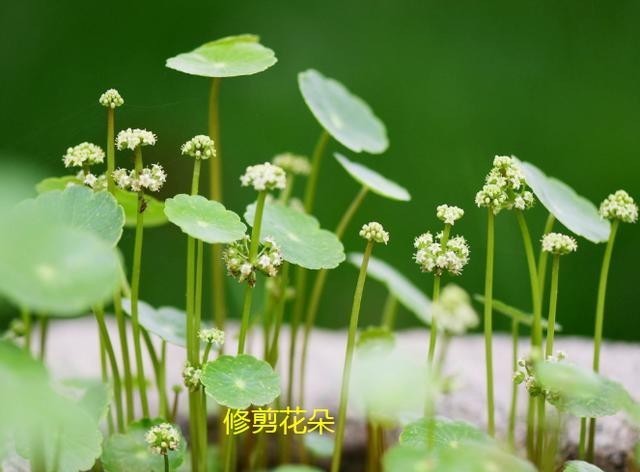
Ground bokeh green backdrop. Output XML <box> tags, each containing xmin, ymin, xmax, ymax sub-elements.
<box><xmin>2</xmin><ymin>1</ymin><xmax>639</xmax><ymax>340</ymax></box>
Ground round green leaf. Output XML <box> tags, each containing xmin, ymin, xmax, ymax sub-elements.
<box><xmin>348</xmin><ymin>253</ymin><xmax>430</xmax><ymax>324</ymax></box>
<box><xmin>115</xmin><ymin>188</ymin><xmax>168</xmax><ymax>228</ymax></box>
<box><xmin>520</xmin><ymin>161</ymin><xmax>610</xmax><ymax>243</ymax></box>
<box><xmin>564</xmin><ymin>461</ymin><xmax>604</xmax><ymax>472</ymax></box>
<box><xmin>165</xmin><ymin>194</ymin><xmax>247</xmax><ymax>244</ymax></box>
<box><xmin>245</xmin><ymin>202</ymin><xmax>345</xmax><ymax>270</ymax></box>
<box><xmin>335</xmin><ymin>153</ymin><xmax>410</xmax><ymax>201</ymax></box>
<box><xmin>62</xmin><ymin>378</ymin><xmax>112</xmax><ymax>423</ymax></box>
<box><xmin>399</xmin><ymin>417</ymin><xmax>491</xmax><ymax>450</ymax></box>
<box><xmin>303</xmin><ymin>433</ymin><xmax>334</xmax><ymax>459</ymax></box>
<box><xmin>122</xmin><ymin>298</ymin><xmax>187</xmax><ymax>347</ymax></box>
<box><xmin>299</xmin><ymin>69</ymin><xmax>388</xmax><ymax>154</ymax></box>
<box><xmin>35</xmin><ymin>175</ymin><xmax>81</xmax><ymax>194</ymax></box>
<box><xmin>102</xmin><ymin>419</ymin><xmax>186</xmax><ymax>472</ymax></box>
<box><xmin>19</xmin><ymin>185</ymin><xmax>124</xmax><ymax>247</ymax></box>
<box><xmin>0</xmin><ymin>223</ymin><xmax>120</xmax><ymax>316</ymax></box>
<box><xmin>202</xmin><ymin>354</ymin><xmax>281</xmax><ymax>409</ymax></box>
<box><xmin>536</xmin><ymin>361</ymin><xmax>633</xmax><ymax>418</ymax></box>
<box><xmin>166</xmin><ymin>34</ymin><xmax>277</xmax><ymax>78</ymax></box>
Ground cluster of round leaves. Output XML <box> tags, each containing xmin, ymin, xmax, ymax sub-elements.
<box><xmin>475</xmin><ymin>155</ymin><xmax>535</xmax><ymax>214</ymax></box>
<box><xmin>223</xmin><ymin>235</ymin><xmax>283</xmax><ymax>286</ymax></box>
<box><xmin>413</xmin><ymin>231</ymin><xmax>470</xmax><ymax>276</ymax></box>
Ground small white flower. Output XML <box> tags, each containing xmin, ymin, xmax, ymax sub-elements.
<box><xmin>436</xmin><ymin>204</ymin><xmax>464</xmax><ymax>225</ymax></box>
<box><xmin>223</xmin><ymin>235</ymin><xmax>283</xmax><ymax>286</ymax></box>
<box><xmin>145</xmin><ymin>423</ymin><xmax>180</xmax><ymax>455</ymax></box>
<box><xmin>272</xmin><ymin>153</ymin><xmax>311</xmax><ymax>176</ymax></box>
<box><xmin>599</xmin><ymin>190</ymin><xmax>638</xmax><ymax>224</ymax></box>
<box><xmin>240</xmin><ymin>162</ymin><xmax>287</xmax><ymax>192</ymax></box>
<box><xmin>116</xmin><ymin>128</ymin><xmax>157</xmax><ymax>151</ymax></box>
<box><xmin>63</xmin><ymin>142</ymin><xmax>105</xmax><ymax>168</ymax></box>
<box><xmin>475</xmin><ymin>155</ymin><xmax>534</xmax><ymax>214</ymax></box>
<box><xmin>198</xmin><ymin>328</ymin><xmax>225</xmax><ymax>347</ymax></box>
<box><xmin>414</xmin><ymin>231</ymin><xmax>470</xmax><ymax>276</ymax></box>
<box><xmin>113</xmin><ymin>165</ymin><xmax>166</xmax><ymax>192</ymax></box>
<box><xmin>181</xmin><ymin>135</ymin><xmax>216</xmax><ymax>160</ymax></box>
<box><xmin>431</xmin><ymin>284</ymin><xmax>478</xmax><ymax>335</ymax></box>
<box><xmin>541</xmin><ymin>232</ymin><xmax>577</xmax><ymax>255</ymax></box>
<box><xmin>99</xmin><ymin>89</ymin><xmax>124</xmax><ymax>109</ymax></box>
<box><xmin>182</xmin><ymin>362</ymin><xmax>202</xmax><ymax>392</ymax></box>
<box><xmin>359</xmin><ymin>222</ymin><xmax>389</xmax><ymax>244</ymax></box>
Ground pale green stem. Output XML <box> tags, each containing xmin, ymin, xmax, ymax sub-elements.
<box><xmin>331</xmin><ymin>241</ymin><xmax>374</xmax><ymax>472</ymax></box>
<box><xmin>237</xmin><ymin>191</ymin><xmax>267</xmax><ymax>354</ymax></box>
<box><xmin>20</xmin><ymin>307</ymin><xmax>31</xmax><ymax>353</ymax></box>
<box><xmin>130</xmin><ymin>147</ymin><xmax>149</xmax><ymax>418</ymax></box>
<box><xmin>537</xmin><ymin>214</ymin><xmax>556</xmax><ymax>299</ymax></box>
<box><xmin>483</xmin><ymin>210</ymin><xmax>496</xmax><ymax>437</ymax></box>
<box><xmin>113</xmin><ymin>288</ymin><xmax>134</xmax><ymax>422</ymax></box>
<box><xmin>39</xmin><ymin>317</ymin><xmax>48</xmax><ymax>361</ymax></box>
<box><xmin>587</xmin><ymin>219</ymin><xmax>619</xmax><ymax>461</ymax></box>
<box><xmin>141</xmin><ymin>331</ymin><xmax>167</xmax><ymax>418</ymax></box>
<box><xmin>279</xmin><ymin>174</ymin><xmax>295</xmax><ymax>204</ymax></box>
<box><xmin>303</xmin><ymin>130</ymin><xmax>330</xmax><ymax>213</ymax></box>
<box><xmin>106</xmin><ymin>108</ymin><xmax>115</xmax><ymax>194</ymax></box>
<box><xmin>170</xmin><ymin>388</ymin><xmax>180</xmax><ymax>423</ymax></box>
<box><xmin>268</xmin><ymin>262</ymin><xmax>290</xmax><ymax>367</ymax></box>
<box><xmin>428</xmin><ymin>224</ymin><xmax>450</xmax><ymax>366</ymax></box>
<box><xmin>508</xmin><ymin>318</ymin><xmax>519</xmax><ymax>449</ymax></box>
<box><xmin>381</xmin><ymin>294</ymin><xmax>398</xmax><ymax>330</ymax></box>
<box><xmin>578</xmin><ymin>417</ymin><xmax>587</xmax><ymax>459</ymax></box>
<box><xmin>164</xmin><ymin>453</ymin><xmax>170</xmax><ymax>472</ymax></box>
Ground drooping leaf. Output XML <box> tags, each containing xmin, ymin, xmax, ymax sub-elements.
<box><xmin>473</xmin><ymin>295</ymin><xmax>561</xmax><ymax>331</ymax></box>
<box><xmin>115</xmin><ymin>188</ymin><xmax>168</xmax><ymax>228</ymax></box>
<box><xmin>536</xmin><ymin>361</ymin><xmax>634</xmax><ymax>418</ymax></box>
<box><xmin>245</xmin><ymin>202</ymin><xmax>345</xmax><ymax>270</ymax></box>
<box><xmin>520</xmin><ymin>161</ymin><xmax>610</xmax><ymax>243</ymax></box>
<box><xmin>563</xmin><ymin>461</ymin><xmax>604</xmax><ymax>472</ymax></box>
<box><xmin>335</xmin><ymin>153</ymin><xmax>410</xmax><ymax>201</ymax></box>
<box><xmin>202</xmin><ymin>354</ymin><xmax>281</xmax><ymax>409</ymax></box>
<box><xmin>348</xmin><ymin>253</ymin><xmax>430</xmax><ymax>324</ymax></box>
<box><xmin>122</xmin><ymin>298</ymin><xmax>187</xmax><ymax>347</ymax></box>
<box><xmin>399</xmin><ymin>417</ymin><xmax>491</xmax><ymax>450</ymax></box>
<box><xmin>166</xmin><ymin>34</ymin><xmax>277</xmax><ymax>77</ymax></box>
<box><xmin>299</xmin><ymin>69</ymin><xmax>388</xmax><ymax>154</ymax></box>
<box><xmin>35</xmin><ymin>175</ymin><xmax>81</xmax><ymax>194</ymax></box>
<box><xmin>18</xmin><ymin>185</ymin><xmax>124</xmax><ymax>246</ymax></box>
<box><xmin>165</xmin><ymin>194</ymin><xmax>247</xmax><ymax>244</ymax></box>
<box><xmin>102</xmin><ymin>419</ymin><xmax>186</xmax><ymax>472</ymax></box>
<box><xmin>0</xmin><ymin>223</ymin><xmax>120</xmax><ymax>316</ymax></box>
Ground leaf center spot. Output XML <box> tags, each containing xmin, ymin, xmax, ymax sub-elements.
<box><xmin>36</xmin><ymin>264</ymin><xmax>56</xmax><ymax>281</ymax></box>
<box><xmin>234</xmin><ymin>378</ymin><xmax>246</xmax><ymax>390</ymax></box>
<box><xmin>330</xmin><ymin>113</ymin><xmax>343</xmax><ymax>129</ymax></box>
<box><xmin>196</xmin><ymin>220</ymin><xmax>209</xmax><ymax>228</ymax></box>
<box><xmin>286</xmin><ymin>231</ymin><xmax>300</xmax><ymax>242</ymax></box>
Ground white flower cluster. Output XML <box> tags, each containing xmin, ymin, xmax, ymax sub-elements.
<box><xmin>223</xmin><ymin>235</ymin><xmax>283</xmax><ymax>286</ymax></box>
<box><xmin>240</xmin><ymin>162</ymin><xmax>287</xmax><ymax>192</ymax></box>
<box><xmin>181</xmin><ymin>135</ymin><xmax>216</xmax><ymax>160</ymax></box>
<box><xmin>414</xmin><ymin>232</ymin><xmax>470</xmax><ymax>276</ymax></box>
<box><xmin>272</xmin><ymin>153</ymin><xmax>311</xmax><ymax>176</ymax></box>
<box><xmin>359</xmin><ymin>222</ymin><xmax>390</xmax><ymax>244</ymax></box>
<box><xmin>112</xmin><ymin>164</ymin><xmax>166</xmax><ymax>192</ymax></box>
<box><xmin>116</xmin><ymin>128</ymin><xmax>157</xmax><ymax>151</ymax></box>
<box><xmin>99</xmin><ymin>88</ymin><xmax>124</xmax><ymax>109</ymax></box>
<box><xmin>514</xmin><ymin>351</ymin><xmax>566</xmax><ymax>401</ymax></box>
<box><xmin>145</xmin><ymin>423</ymin><xmax>180</xmax><ymax>455</ymax></box>
<box><xmin>63</xmin><ymin>142</ymin><xmax>105</xmax><ymax>168</ymax></box>
<box><xmin>76</xmin><ymin>170</ymin><xmax>107</xmax><ymax>191</ymax></box>
<box><xmin>431</xmin><ymin>284</ymin><xmax>478</xmax><ymax>335</ymax></box>
<box><xmin>541</xmin><ymin>232</ymin><xmax>577</xmax><ymax>255</ymax></box>
<box><xmin>599</xmin><ymin>190</ymin><xmax>638</xmax><ymax>224</ymax></box>
<box><xmin>198</xmin><ymin>327</ymin><xmax>225</xmax><ymax>348</ymax></box>
<box><xmin>436</xmin><ymin>204</ymin><xmax>464</xmax><ymax>225</ymax></box>
<box><xmin>182</xmin><ymin>362</ymin><xmax>202</xmax><ymax>392</ymax></box>
<box><xmin>475</xmin><ymin>155</ymin><xmax>534</xmax><ymax>214</ymax></box>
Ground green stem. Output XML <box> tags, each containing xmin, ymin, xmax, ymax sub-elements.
<box><xmin>586</xmin><ymin>219</ymin><xmax>619</xmax><ymax>461</ymax></box>
<box><xmin>483</xmin><ymin>210</ymin><xmax>496</xmax><ymax>437</ymax></box>
<box><xmin>98</xmin><ymin>325</ymin><xmax>112</xmax><ymax>434</ymax></box>
<box><xmin>297</xmin><ymin>187</ymin><xmax>369</xmax><ymax>407</ymax></box>
<box><xmin>20</xmin><ymin>307</ymin><xmax>31</xmax><ymax>353</ymax></box>
<box><xmin>160</xmin><ymin>341</ymin><xmax>168</xmax><ymax>417</ymax></box>
<box><xmin>537</xmin><ymin>214</ymin><xmax>556</xmax><ymax>299</ymax></box>
<box><xmin>171</xmin><ymin>388</ymin><xmax>180</xmax><ymax>423</ymax></box>
<box><xmin>113</xmin><ymin>288</ymin><xmax>134</xmax><ymax>422</ymax></box>
<box><xmin>280</xmin><ymin>174</ymin><xmax>295</xmax><ymax>204</ymax></box>
<box><xmin>508</xmin><ymin>319</ymin><xmax>519</xmax><ymax>449</ymax></box>
<box><xmin>331</xmin><ymin>241</ymin><xmax>374</xmax><ymax>472</ymax></box>
<box><xmin>106</xmin><ymin>108</ymin><xmax>115</xmax><ymax>194</ymax></box>
<box><xmin>268</xmin><ymin>262</ymin><xmax>290</xmax><ymax>367</ymax></box>
<box><xmin>94</xmin><ymin>305</ymin><xmax>124</xmax><ymax>431</ymax></box>
<box><xmin>545</xmin><ymin>256</ymin><xmax>560</xmax><ymax>357</ymax></box>
<box><xmin>303</xmin><ymin>130</ymin><xmax>330</xmax><ymax>213</ymax></box>
<box><xmin>427</xmin><ymin>277</ymin><xmax>441</xmax><ymax>365</ymax></box>
<box><xmin>536</xmin><ymin>397</ymin><xmax>546</xmax><ymax>465</ymax></box>
<box><xmin>578</xmin><ymin>417</ymin><xmax>587</xmax><ymax>459</ymax></box>
<box><xmin>141</xmin><ymin>331</ymin><xmax>167</xmax><ymax>418</ymax></box>
<box><xmin>39</xmin><ymin>317</ymin><xmax>49</xmax><ymax>361</ymax></box>
<box><xmin>381</xmin><ymin>294</ymin><xmax>398</xmax><ymax>330</ymax></box>
<box><xmin>164</xmin><ymin>453</ymin><xmax>170</xmax><ymax>472</ymax></box>
<box><xmin>130</xmin><ymin>147</ymin><xmax>150</xmax><ymax>418</ymax></box>
<box><xmin>237</xmin><ymin>191</ymin><xmax>267</xmax><ymax>354</ymax></box>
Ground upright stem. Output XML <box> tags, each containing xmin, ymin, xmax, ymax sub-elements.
<box><xmin>427</xmin><ymin>224</ymin><xmax>450</xmax><ymax>366</ymax></box>
<box><xmin>587</xmin><ymin>219</ymin><xmax>619</xmax><ymax>460</ymax></box>
<box><xmin>483</xmin><ymin>210</ymin><xmax>496</xmax><ymax>437</ymax></box>
<box><xmin>20</xmin><ymin>307</ymin><xmax>31</xmax><ymax>353</ymax></box>
<box><xmin>237</xmin><ymin>191</ymin><xmax>267</xmax><ymax>354</ymax></box>
<box><xmin>164</xmin><ymin>453</ymin><xmax>170</xmax><ymax>472</ymax></box>
<box><xmin>508</xmin><ymin>319</ymin><xmax>519</xmax><ymax>448</ymax></box>
<box><xmin>106</xmin><ymin>108</ymin><xmax>115</xmax><ymax>193</ymax></box>
<box><xmin>297</xmin><ymin>187</ymin><xmax>369</xmax><ymax>406</ymax></box>
<box><xmin>268</xmin><ymin>263</ymin><xmax>290</xmax><ymax>367</ymax></box>
<box><xmin>303</xmin><ymin>130</ymin><xmax>330</xmax><ymax>213</ymax></box>
<box><xmin>39</xmin><ymin>317</ymin><xmax>49</xmax><ymax>361</ymax></box>
<box><xmin>331</xmin><ymin>241</ymin><xmax>374</xmax><ymax>472</ymax></box>
<box><xmin>537</xmin><ymin>214</ymin><xmax>556</xmax><ymax>300</ymax></box>
<box><xmin>381</xmin><ymin>294</ymin><xmax>398</xmax><ymax>330</ymax></box>
<box><xmin>114</xmin><ymin>289</ymin><xmax>134</xmax><ymax>422</ymax></box>
<box><xmin>545</xmin><ymin>256</ymin><xmax>560</xmax><ymax>357</ymax></box>
<box><xmin>208</xmin><ymin>77</ymin><xmax>226</xmax><ymax>334</ymax></box>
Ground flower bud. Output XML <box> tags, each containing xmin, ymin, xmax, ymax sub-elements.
<box><xmin>359</xmin><ymin>222</ymin><xmax>389</xmax><ymax>244</ymax></box>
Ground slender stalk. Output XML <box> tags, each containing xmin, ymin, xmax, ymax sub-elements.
<box><xmin>106</xmin><ymin>108</ymin><xmax>115</xmax><ymax>193</ymax></box>
<box><xmin>331</xmin><ymin>241</ymin><xmax>374</xmax><ymax>472</ymax></box>
<box><xmin>303</xmin><ymin>130</ymin><xmax>330</xmax><ymax>213</ymax></box>
<box><xmin>537</xmin><ymin>215</ymin><xmax>556</xmax><ymax>298</ymax></box>
<box><xmin>483</xmin><ymin>210</ymin><xmax>496</xmax><ymax>437</ymax></box>
<box><xmin>141</xmin><ymin>331</ymin><xmax>167</xmax><ymax>418</ymax></box>
<box><xmin>508</xmin><ymin>319</ymin><xmax>519</xmax><ymax>448</ymax></box>
<box><xmin>39</xmin><ymin>317</ymin><xmax>49</xmax><ymax>361</ymax></box>
<box><xmin>586</xmin><ymin>219</ymin><xmax>619</xmax><ymax>461</ymax></box>
<box><xmin>545</xmin><ymin>256</ymin><xmax>560</xmax><ymax>357</ymax></box>
<box><xmin>280</xmin><ymin>174</ymin><xmax>295</xmax><ymax>204</ymax></box>
<box><xmin>113</xmin><ymin>289</ymin><xmax>134</xmax><ymax>422</ymax></box>
<box><xmin>99</xmin><ymin>327</ymin><xmax>112</xmax><ymax>435</ymax></box>
<box><xmin>267</xmin><ymin>263</ymin><xmax>290</xmax><ymax>366</ymax></box>
<box><xmin>130</xmin><ymin>147</ymin><xmax>150</xmax><ymax>418</ymax></box>
<box><xmin>94</xmin><ymin>305</ymin><xmax>124</xmax><ymax>432</ymax></box>
<box><xmin>381</xmin><ymin>294</ymin><xmax>398</xmax><ymax>330</ymax></box>
<box><xmin>164</xmin><ymin>453</ymin><xmax>170</xmax><ymax>472</ymax></box>
<box><xmin>578</xmin><ymin>417</ymin><xmax>587</xmax><ymax>458</ymax></box>
<box><xmin>208</xmin><ymin>77</ymin><xmax>226</xmax><ymax>333</ymax></box>
<box><xmin>237</xmin><ymin>191</ymin><xmax>267</xmax><ymax>354</ymax></box>
<box><xmin>297</xmin><ymin>187</ymin><xmax>369</xmax><ymax>406</ymax></box>
<box><xmin>427</xmin><ymin>224</ymin><xmax>450</xmax><ymax>366</ymax></box>
<box><xmin>170</xmin><ymin>388</ymin><xmax>180</xmax><ymax>423</ymax></box>
<box><xmin>20</xmin><ymin>307</ymin><xmax>31</xmax><ymax>353</ymax></box>
<box><xmin>160</xmin><ymin>341</ymin><xmax>168</xmax><ymax>417</ymax></box>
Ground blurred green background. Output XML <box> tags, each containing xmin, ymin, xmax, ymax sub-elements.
<box><xmin>1</xmin><ymin>0</ymin><xmax>638</xmax><ymax>340</ymax></box>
